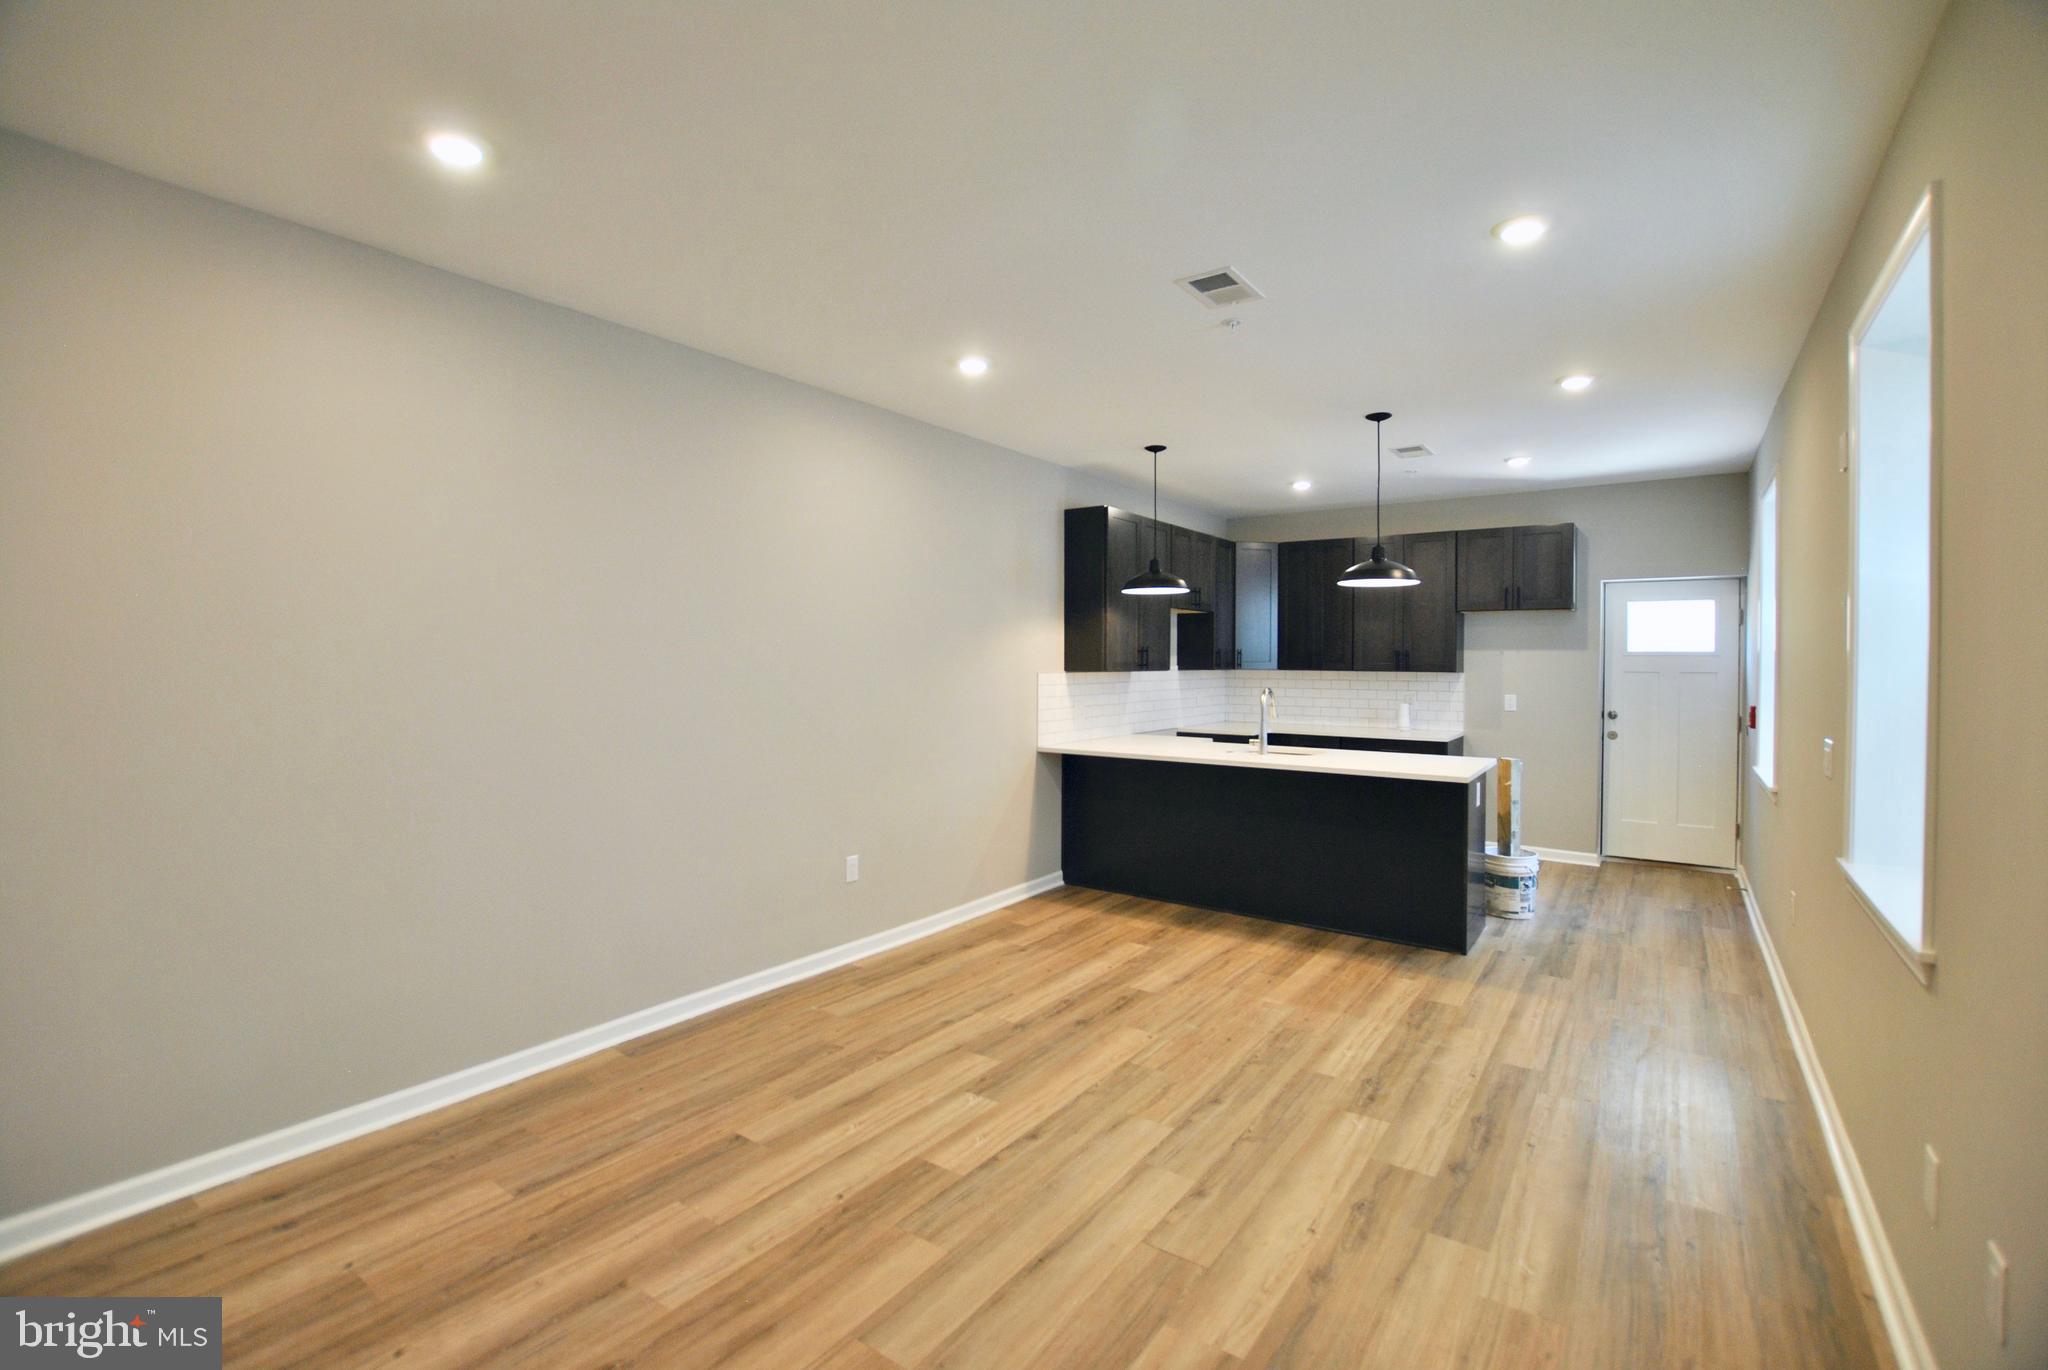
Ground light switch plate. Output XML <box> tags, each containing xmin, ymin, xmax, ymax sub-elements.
<box><xmin>1922</xmin><ymin>1145</ymin><xmax>1939</xmax><ymax>1221</ymax></box>
<box><xmin>1822</xmin><ymin>737</ymin><xmax>1835</xmax><ymax>779</ymax></box>
<box><xmin>1504</xmin><ymin>693</ymin><xmax>1518</xmax><ymax>712</ymax></box>
<box><xmin>845</xmin><ymin>855</ymin><xmax>859</xmax><ymax>883</ymax></box>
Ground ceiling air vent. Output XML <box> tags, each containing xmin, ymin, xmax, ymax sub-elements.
<box><xmin>1390</xmin><ymin>444</ymin><xmax>1433</xmax><ymax>460</ymax></box>
<box><xmin>1176</xmin><ymin>268</ymin><xmax>1264</xmax><ymax>308</ymax></box>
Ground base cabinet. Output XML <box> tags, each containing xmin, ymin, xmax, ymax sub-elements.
<box><xmin>1176</xmin><ymin>730</ymin><xmax>1463</xmax><ymax>756</ymax></box>
<box><xmin>1062</xmin><ymin>755</ymin><xmax>1488</xmax><ymax>953</ymax></box>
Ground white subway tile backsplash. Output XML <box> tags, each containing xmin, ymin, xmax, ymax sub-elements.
<box><xmin>1037</xmin><ymin>669</ymin><xmax>1463</xmax><ymax>744</ymax></box>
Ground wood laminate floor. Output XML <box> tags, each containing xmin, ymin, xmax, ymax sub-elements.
<box><xmin>2</xmin><ymin>864</ymin><xmax>1893</xmax><ymax>1368</ymax></box>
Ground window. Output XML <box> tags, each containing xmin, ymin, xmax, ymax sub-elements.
<box><xmin>1624</xmin><ymin>598</ymin><xmax>1716</xmax><ymax>654</ymax></box>
<box><xmin>1841</xmin><ymin>188</ymin><xmax>1938</xmax><ymax>979</ymax></box>
<box><xmin>1753</xmin><ymin>479</ymin><xmax>1778</xmax><ymax>790</ymax></box>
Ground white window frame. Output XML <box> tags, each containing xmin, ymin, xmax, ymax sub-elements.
<box><xmin>1752</xmin><ymin>478</ymin><xmax>1778</xmax><ymax>794</ymax></box>
<box><xmin>1839</xmin><ymin>184</ymin><xmax>1941</xmax><ymax>984</ymax></box>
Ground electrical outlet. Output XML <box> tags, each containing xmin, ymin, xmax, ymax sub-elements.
<box><xmin>1922</xmin><ymin>1145</ymin><xmax>1939</xmax><ymax>1221</ymax></box>
<box><xmin>845</xmin><ymin>855</ymin><xmax>859</xmax><ymax>883</ymax></box>
<box><xmin>1788</xmin><ymin>889</ymin><xmax>1798</xmax><ymax>926</ymax></box>
<box><xmin>1504</xmin><ymin>693</ymin><xmax>1518</xmax><ymax>712</ymax></box>
<box><xmin>1986</xmin><ymin>1241</ymin><xmax>2007</xmax><ymax>1345</ymax></box>
<box><xmin>1822</xmin><ymin>737</ymin><xmax>1835</xmax><ymax>779</ymax></box>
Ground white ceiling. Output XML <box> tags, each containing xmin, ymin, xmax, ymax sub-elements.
<box><xmin>0</xmin><ymin>0</ymin><xmax>1943</xmax><ymax>516</ymax></box>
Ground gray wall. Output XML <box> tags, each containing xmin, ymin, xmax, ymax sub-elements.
<box><xmin>1230</xmin><ymin>473</ymin><xmax>1751</xmax><ymax>854</ymax></box>
<box><xmin>0</xmin><ymin>132</ymin><xmax>1222</xmax><ymax>1215</ymax></box>
<box><xmin>1740</xmin><ymin>2</ymin><xmax>2048</xmax><ymax>1364</ymax></box>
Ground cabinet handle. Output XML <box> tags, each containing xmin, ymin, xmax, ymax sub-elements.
<box><xmin>1502</xmin><ymin>586</ymin><xmax>1510</xmax><ymax>609</ymax></box>
<box><xmin>1515</xmin><ymin>585</ymin><xmax>1522</xmax><ymax>609</ymax></box>
<box><xmin>1235</xmin><ymin>649</ymin><xmax>1242</xmax><ymax>667</ymax></box>
<box><xmin>1138</xmin><ymin>646</ymin><xmax>1148</xmax><ymax>668</ymax></box>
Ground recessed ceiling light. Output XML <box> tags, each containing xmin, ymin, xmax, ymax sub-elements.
<box><xmin>1492</xmin><ymin>215</ymin><xmax>1548</xmax><ymax>247</ymax></box>
<box><xmin>425</xmin><ymin>131</ymin><xmax>487</xmax><ymax>171</ymax></box>
<box><xmin>1505</xmin><ymin>454</ymin><xmax>1533</xmax><ymax>468</ymax></box>
<box><xmin>1291</xmin><ymin>479</ymin><xmax>1313</xmax><ymax>493</ymax></box>
<box><xmin>1558</xmin><ymin>373</ymin><xmax>1596</xmax><ymax>392</ymax></box>
<box><xmin>956</xmin><ymin>355</ymin><xmax>990</xmax><ymax>377</ymax></box>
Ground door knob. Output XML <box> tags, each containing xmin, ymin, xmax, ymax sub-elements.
<box><xmin>1607</xmin><ymin>730</ymin><xmax>1619</xmax><ymax>740</ymax></box>
<box><xmin>1606</xmin><ymin>710</ymin><xmax>1618</xmax><ymax>720</ymax></box>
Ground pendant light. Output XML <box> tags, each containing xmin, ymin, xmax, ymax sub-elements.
<box><xmin>1338</xmin><ymin>411</ymin><xmax>1421</xmax><ymax>589</ymax></box>
<box><xmin>1122</xmin><ymin>444</ymin><xmax>1192</xmax><ymax>596</ymax></box>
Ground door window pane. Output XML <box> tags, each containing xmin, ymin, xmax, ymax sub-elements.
<box><xmin>1625</xmin><ymin>599</ymin><xmax>1716</xmax><ymax>654</ymax></box>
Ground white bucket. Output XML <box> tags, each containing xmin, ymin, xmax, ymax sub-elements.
<box><xmin>1483</xmin><ymin>848</ymin><xmax>1540</xmax><ymax>919</ymax></box>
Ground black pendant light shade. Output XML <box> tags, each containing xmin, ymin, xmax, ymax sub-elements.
<box><xmin>1338</xmin><ymin>411</ymin><xmax>1421</xmax><ymax>589</ymax></box>
<box><xmin>1122</xmin><ymin>444</ymin><xmax>1191</xmax><ymax>596</ymax></box>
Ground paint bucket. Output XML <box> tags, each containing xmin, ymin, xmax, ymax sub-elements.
<box><xmin>1483</xmin><ymin>848</ymin><xmax>1540</xmax><ymax>919</ymax></box>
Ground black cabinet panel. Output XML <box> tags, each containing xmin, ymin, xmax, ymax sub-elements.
<box><xmin>1062</xmin><ymin>756</ymin><xmax>1488</xmax><ymax>954</ymax></box>
<box><xmin>1106</xmin><ymin>510</ymin><xmax>1149</xmax><ymax>669</ymax></box>
<box><xmin>1066</xmin><ymin>507</ymin><xmax>1236</xmax><ymax>671</ymax></box>
<box><xmin>1456</xmin><ymin>526</ymin><xmax>1515</xmax><ymax>612</ymax></box>
<box><xmin>1209</xmin><ymin>536</ymin><xmax>1235</xmax><ymax>668</ymax></box>
<box><xmin>1170</xmin><ymin>525</ymin><xmax>1202</xmax><ymax>607</ymax></box>
<box><xmin>1176</xmin><ymin>729</ymin><xmax>1463</xmax><ymax>756</ymax></box>
<box><xmin>1268</xmin><ymin>732</ymin><xmax>1460</xmax><ymax>756</ymax></box>
<box><xmin>1065</xmin><ymin>506</ymin><xmax>1167</xmax><ymax>671</ymax></box>
<box><xmin>1512</xmin><ymin>523</ymin><xmax>1576</xmax><ymax>610</ymax></box>
<box><xmin>1398</xmin><ymin>530</ymin><xmax>1463</xmax><ymax>670</ymax></box>
<box><xmin>1279</xmin><ymin>532</ymin><xmax>1459</xmax><ymax>672</ymax></box>
<box><xmin>1456</xmin><ymin>523</ymin><xmax>1576</xmax><ymax>612</ymax></box>
<box><xmin>1278</xmin><ymin>538</ymin><xmax>1357</xmax><ymax>670</ymax></box>
<box><xmin>1351</xmin><ymin>535</ymin><xmax>1404</xmax><ymax>671</ymax></box>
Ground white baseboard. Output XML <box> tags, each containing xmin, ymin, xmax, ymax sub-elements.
<box><xmin>1735</xmin><ymin>866</ymin><xmax>1935</xmax><ymax>1370</ymax></box>
<box><xmin>1526</xmin><ymin>845</ymin><xmax>1600</xmax><ymax>867</ymax></box>
<box><xmin>0</xmin><ymin>870</ymin><xmax>1065</xmax><ymax>1266</ymax></box>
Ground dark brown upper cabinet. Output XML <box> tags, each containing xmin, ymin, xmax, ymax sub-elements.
<box><xmin>1206</xmin><ymin>532</ymin><xmax>1237</xmax><ymax>668</ymax></box>
<box><xmin>1064</xmin><ymin>506</ymin><xmax>1235</xmax><ymax>672</ymax></box>
<box><xmin>1348</xmin><ymin>532</ymin><xmax>1462</xmax><ymax>673</ymax></box>
<box><xmin>1456</xmin><ymin>523</ymin><xmax>1576</xmax><ymax>611</ymax></box>
<box><xmin>1277</xmin><ymin>538</ymin><xmax>1357</xmax><ymax>670</ymax></box>
<box><xmin>1394</xmin><ymin>530</ymin><xmax>1464</xmax><ymax>670</ymax></box>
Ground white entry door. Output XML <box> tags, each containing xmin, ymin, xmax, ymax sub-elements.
<box><xmin>1601</xmin><ymin>578</ymin><xmax>1742</xmax><ymax>866</ymax></box>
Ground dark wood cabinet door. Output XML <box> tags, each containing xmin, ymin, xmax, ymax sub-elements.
<box><xmin>1397</xmin><ymin>530</ymin><xmax>1462</xmax><ymax>671</ymax></box>
<box><xmin>1279</xmin><ymin>540</ymin><xmax>1353</xmax><ymax>670</ymax></box>
<box><xmin>1512</xmin><ymin>523</ymin><xmax>1576</xmax><ymax>610</ymax></box>
<box><xmin>1351</xmin><ymin>536</ymin><xmax>1403</xmax><ymax>670</ymax></box>
<box><xmin>1135</xmin><ymin>517</ymin><xmax>1172</xmax><ymax>668</ymax></box>
<box><xmin>1456</xmin><ymin>526</ymin><xmax>1514</xmax><ymax>612</ymax></box>
<box><xmin>1277</xmin><ymin>540</ymin><xmax>1317</xmax><ymax>669</ymax></box>
<box><xmin>1211</xmin><ymin>539</ymin><xmax>1236</xmax><ymax>667</ymax></box>
<box><xmin>1311</xmin><ymin>539</ymin><xmax>1357</xmax><ymax>668</ymax></box>
<box><xmin>1103</xmin><ymin>509</ymin><xmax>1148</xmax><ymax>670</ymax></box>
<box><xmin>1169</xmin><ymin>525</ymin><xmax>1200</xmax><ymax>606</ymax></box>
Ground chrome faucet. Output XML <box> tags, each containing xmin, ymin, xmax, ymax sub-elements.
<box><xmin>1258</xmin><ymin>687</ymin><xmax>1277</xmax><ymax>754</ymax></box>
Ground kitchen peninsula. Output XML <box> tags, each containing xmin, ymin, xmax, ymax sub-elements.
<box><xmin>1044</xmin><ymin>733</ymin><xmax>1496</xmax><ymax>954</ymax></box>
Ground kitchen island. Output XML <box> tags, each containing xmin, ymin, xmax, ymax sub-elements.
<box><xmin>1042</xmin><ymin>733</ymin><xmax>1496</xmax><ymax>954</ymax></box>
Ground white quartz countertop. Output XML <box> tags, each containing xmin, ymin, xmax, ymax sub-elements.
<box><xmin>1040</xmin><ymin>733</ymin><xmax>1497</xmax><ymax>784</ymax></box>
<box><xmin>1174</xmin><ymin>719</ymin><xmax>1466</xmax><ymax>744</ymax></box>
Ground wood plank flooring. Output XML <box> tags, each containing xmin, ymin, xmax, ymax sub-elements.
<box><xmin>1</xmin><ymin>863</ymin><xmax>1894</xmax><ymax>1368</ymax></box>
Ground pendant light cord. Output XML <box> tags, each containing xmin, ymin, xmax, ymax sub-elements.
<box><xmin>1375</xmin><ymin>419</ymin><xmax>1383</xmax><ymax>548</ymax></box>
